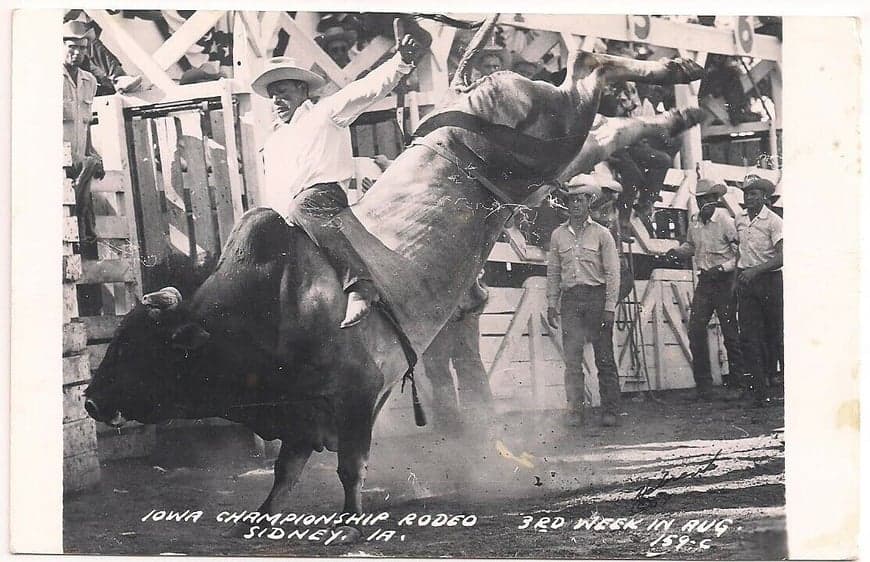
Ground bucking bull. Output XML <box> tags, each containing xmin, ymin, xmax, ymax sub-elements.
<box><xmin>84</xmin><ymin>14</ymin><xmax>704</xmax><ymax>535</ymax></box>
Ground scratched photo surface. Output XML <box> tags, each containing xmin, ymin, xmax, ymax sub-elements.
<box><xmin>58</xmin><ymin>10</ymin><xmax>786</xmax><ymax>558</ymax></box>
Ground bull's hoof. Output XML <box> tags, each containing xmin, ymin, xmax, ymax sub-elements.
<box><xmin>670</xmin><ymin>107</ymin><xmax>708</xmax><ymax>132</ymax></box>
<box><xmin>663</xmin><ymin>57</ymin><xmax>705</xmax><ymax>83</ymax></box>
<box><xmin>329</xmin><ymin>525</ymin><xmax>362</xmax><ymax>545</ymax></box>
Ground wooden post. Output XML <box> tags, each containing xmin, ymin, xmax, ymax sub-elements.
<box><xmin>674</xmin><ymin>50</ymin><xmax>708</xmax><ymax>172</ymax></box>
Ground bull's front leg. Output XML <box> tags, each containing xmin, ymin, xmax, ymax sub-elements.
<box><xmin>336</xmin><ymin>404</ymin><xmax>375</xmax><ymax>514</ymax></box>
<box><xmin>222</xmin><ymin>441</ymin><xmax>313</xmax><ymax>538</ymax></box>
<box><xmin>556</xmin><ymin>107</ymin><xmax>706</xmax><ymax>182</ymax></box>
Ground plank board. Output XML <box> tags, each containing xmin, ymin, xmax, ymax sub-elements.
<box><xmin>207</xmin><ymin>109</ymin><xmax>237</xmax><ymax>247</ymax></box>
<box><xmin>63</xmin><ymin>450</ymin><xmax>101</xmax><ymax>494</ymax></box>
<box><xmin>63</xmin><ymin>179</ymin><xmax>76</xmax><ymax>205</ymax></box>
<box><xmin>63</xmin><ymin>322</ymin><xmax>89</xmax><ymax>356</ymax></box>
<box><xmin>130</xmin><ymin>117</ymin><xmax>170</xmax><ymax>266</ymax></box>
<box><xmin>63</xmin><ymin>353</ymin><xmax>91</xmax><ymax>386</ymax></box>
<box><xmin>63</xmin><ymin>383</ymin><xmax>89</xmax><ymax>424</ymax></box>
<box><xmin>82</xmin><ymin>315</ymin><xmax>123</xmax><ymax>341</ymax></box>
<box><xmin>63</xmin><ymin>216</ymin><xmax>79</xmax><ymax>242</ymax></box>
<box><xmin>63</xmin><ymin>254</ymin><xmax>83</xmax><ymax>282</ymax></box>
<box><xmin>179</xmin><ymin>112</ymin><xmax>220</xmax><ymax>257</ymax></box>
<box><xmin>157</xmin><ymin>117</ymin><xmax>195</xmax><ymax>257</ymax></box>
<box><xmin>64</xmin><ymin>418</ymin><xmax>98</xmax><ymax>458</ymax></box>
<box><xmin>78</xmin><ymin>259</ymin><xmax>134</xmax><ymax>284</ymax></box>
<box><xmin>63</xmin><ymin>283</ymin><xmax>79</xmax><ymax>324</ymax></box>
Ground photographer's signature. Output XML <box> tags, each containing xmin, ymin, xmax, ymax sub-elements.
<box><xmin>630</xmin><ymin>450</ymin><xmax>722</xmax><ymax>510</ymax></box>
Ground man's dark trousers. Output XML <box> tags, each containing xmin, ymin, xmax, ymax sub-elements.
<box><xmin>287</xmin><ymin>182</ymin><xmax>372</xmax><ymax>292</ymax></box>
<box><xmin>689</xmin><ymin>270</ymin><xmax>744</xmax><ymax>391</ymax></box>
<box><xmin>560</xmin><ymin>285</ymin><xmax>621</xmax><ymax>414</ymax></box>
<box><xmin>738</xmin><ymin>270</ymin><xmax>783</xmax><ymax>399</ymax></box>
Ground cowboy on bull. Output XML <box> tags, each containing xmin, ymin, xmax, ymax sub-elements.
<box><xmin>252</xmin><ymin>26</ymin><xmax>423</xmax><ymax>328</ymax></box>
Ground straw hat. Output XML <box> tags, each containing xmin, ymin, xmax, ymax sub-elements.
<box><xmin>251</xmin><ymin>57</ymin><xmax>326</xmax><ymax>98</ymax></box>
<box><xmin>63</xmin><ymin>21</ymin><xmax>90</xmax><ymax>41</ymax></box>
<box><xmin>695</xmin><ymin>179</ymin><xmax>727</xmax><ymax>199</ymax></box>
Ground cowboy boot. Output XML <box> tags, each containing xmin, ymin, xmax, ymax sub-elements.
<box><xmin>340</xmin><ymin>280</ymin><xmax>378</xmax><ymax>329</ymax></box>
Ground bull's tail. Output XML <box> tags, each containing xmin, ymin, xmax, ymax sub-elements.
<box><xmin>450</xmin><ymin>14</ymin><xmax>501</xmax><ymax>89</ymax></box>
<box><xmin>411</xmin><ymin>14</ymin><xmax>486</xmax><ymax>29</ymax></box>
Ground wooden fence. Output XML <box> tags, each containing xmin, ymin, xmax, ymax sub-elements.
<box><xmin>62</xmin><ymin>152</ymin><xmax>100</xmax><ymax>494</ymax></box>
<box><xmin>374</xmin><ymin>272</ymin><xmax>728</xmax><ymax>435</ymax></box>
<box><xmin>126</xmin><ymin>98</ymin><xmax>246</xmax><ymax>294</ymax></box>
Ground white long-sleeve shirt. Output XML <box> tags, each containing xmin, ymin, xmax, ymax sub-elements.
<box><xmin>261</xmin><ymin>53</ymin><xmax>413</xmax><ymax>216</ymax></box>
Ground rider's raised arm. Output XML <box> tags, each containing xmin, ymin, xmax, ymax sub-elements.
<box><xmin>325</xmin><ymin>53</ymin><xmax>414</xmax><ymax>128</ymax></box>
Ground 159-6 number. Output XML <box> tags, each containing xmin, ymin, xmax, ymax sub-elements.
<box><xmin>649</xmin><ymin>534</ymin><xmax>712</xmax><ymax>551</ymax></box>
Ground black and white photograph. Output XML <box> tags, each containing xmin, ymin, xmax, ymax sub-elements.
<box><xmin>5</xmin><ymin>6</ymin><xmax>863</xmax><ymax>560</ymax></box>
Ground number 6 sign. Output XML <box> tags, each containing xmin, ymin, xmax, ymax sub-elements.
<box><xmin>627</xmin><ymin>15</ymin><xmax>651</xmax><ymax>41</ymax></box>
<box><xmin>734</xmin><ymin>16</ymin><xmax>755</xmax><ymax>55</ymax></box>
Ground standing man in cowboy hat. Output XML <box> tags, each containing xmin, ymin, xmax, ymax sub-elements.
<box><xmin>63</xmin><ymin>20</ymin><xmax>104</xmax><ymax>254</ymax></box>
<box><xmin>734</xmin><ymin>176</ymin><xmax>783</xmax><ymax>407</ymax></box>
<box><xmin>253</xmin><ymin>28</ymin><xmax>422</xmax><ymax>328</ymax></box>
<box><xmin>546</xmin><ymin>175</ymin><xmax>622</xmax><ymax>429</ymax></box>
<box><xmin>665</xmin><ymin>179</ymin><xmax>743</xmax><ymax>400</ymax></box>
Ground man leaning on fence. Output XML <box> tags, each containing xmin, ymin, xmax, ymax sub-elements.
<box><xmin>546</xmin><ymin>175</ymin><xmax>622</xmax><ymax>430</ymax></box>
<box><xmin>63</xmin><ymin>21</ymin><xmax>105</xmax><ymax>254</ymax></box>
<box><xmin>664</xmin><ymin>179</ymin><xmax>743</xmax><ymax>401</ymax></box>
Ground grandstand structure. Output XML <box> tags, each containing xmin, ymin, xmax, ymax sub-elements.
<box><xmin>73</xmin><ymin>11</ymin><xmax>783</xmax><ymax>413</ymax></box>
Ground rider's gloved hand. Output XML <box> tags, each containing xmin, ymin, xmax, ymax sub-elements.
<box><xmin>397</xmin><ymin>34</ymin><xmax>421</xmax><ymax>65</ymax></box>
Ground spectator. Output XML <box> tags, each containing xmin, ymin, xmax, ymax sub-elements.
<box><xmin>546</xmin><ymin>177</ymin><xmax>621</xmax><ymax>429</ymax></box>
<box><xmin>421</xmin><ymin>272</ymin><xmax>494</xmax><ymax>435</ymax></box>
<box><xmin>252</xmin><ymin>30</ymin><xmax>422</xmax><ymax>328</ymax></box>
<box><xmin>734</xmin><ymin>177</ymin><xmax>783</xmax><ymax>407</ymax></box>
<box><xmin>601</xmin><ymin>82</ymin><xmax>680</xmax><ymax>229</ymax></box>
<box><xmin>63</xmin><ymin>21</ymin><xmax>105</xmax><ymax>252</ymax></box>
<box><xmin>317</xmin><ymin>25</ymin><xmax>356</xmax><ymax>68</ymax></box>
<box><xmin>63</xmin><ymin>11</ymin><xmax>141</xmax><ymax>95</ymax></box>
<box><xmin>699</xmin><ymin>54</ymin><xmax>761</xmax><ymax>125</ymax></box>
<box><xmin>473</xmin><ymin>46</ymin><xmax>510</xmax><ymax>78</ymax></box>
<box><xmin>664</xmin><ymin>180</ymin><xmax>743</xmax><ymax>400</ymax></box>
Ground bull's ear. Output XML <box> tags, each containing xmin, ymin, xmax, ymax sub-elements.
<box><xmin>171</xmin><ymin>323</ymin><xmax>210</xmax><ymax>351</ymax></box>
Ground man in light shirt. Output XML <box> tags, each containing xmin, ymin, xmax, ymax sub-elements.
<box><xmin>734</xmin><ymin>177</ymin><xmax>783</xmax><ymax>407</ymax></box>
<box><xmin>546</xmin><ymin>176</ymin><xmax>621</xmax><ymax>429</ymax></box>
<box><xmin>665</xmin><ymin>180</ymin><xmax>743</xmax><ymax>400</ymax></box>
<box><xmin>252</xmin><ymin>31</ymin><xmax>421</xmax><ymax>328</ymax></box>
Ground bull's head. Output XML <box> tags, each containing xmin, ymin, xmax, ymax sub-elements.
<box><xmin>84</xmin><ymin>287</ymin><xmax>211</xmax><ymax>427</ymax></box>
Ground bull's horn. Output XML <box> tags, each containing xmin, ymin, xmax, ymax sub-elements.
<box><xmin>142</xmin><ymin>286</ymin><xmax>182</xmax><ymax>309</ymax></box>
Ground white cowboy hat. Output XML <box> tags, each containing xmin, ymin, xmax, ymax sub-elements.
<box><xmin>63</xmin><ymin>20</ymin><xmax>91</xmax><ymax>41</ymax></box>
<box><xmin>251</xmin><ymin>57</ymin><xmax>326</xmax><ymax>98</ymax></box>
<box><xmin>559</xmin><ymin>174</ymin><xmax>604</xmax><ymax>199</ymax></box>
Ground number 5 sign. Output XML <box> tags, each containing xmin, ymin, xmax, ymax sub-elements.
<box><xmin>734</xmin><ymin>16</ymin><xmax>755</xmax><ymax>55</ymax></box>
<box><xmin>627</xmin><ymin>15</ymin><xmax>651</xmax><ymax>41</ymax></box>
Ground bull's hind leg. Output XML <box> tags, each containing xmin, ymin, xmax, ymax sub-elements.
<box><xmin>568</xmin><ymin>51</ymin><xmax>705</xmax><ymax>86</ymax></box>
<box><xmin>557</xmin><ymin>107</ymin><xmax>706</xmax><ymax>181</ymax></box>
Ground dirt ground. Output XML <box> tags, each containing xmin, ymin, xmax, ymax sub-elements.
<box><xmin>64</xmin><ymin>389</ymin><xmax>786</xmax><ymax>559</ymax></box>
